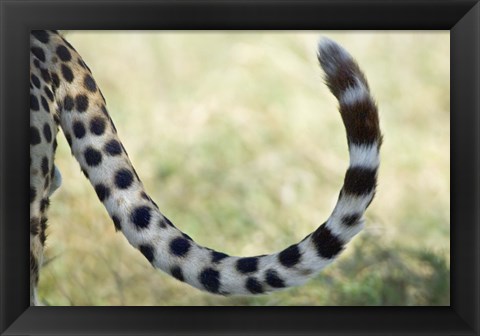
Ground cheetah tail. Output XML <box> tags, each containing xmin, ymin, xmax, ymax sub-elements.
<box><xmin>45</xmin><ymin>31</ymin><xmax>381</xmax><ymax>295</ymax></box>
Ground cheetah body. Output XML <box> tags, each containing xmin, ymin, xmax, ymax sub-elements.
<box><xmin>30</xmin><ymin>31</ymin><xmax>381</xmax><ymax>305</ymax></box>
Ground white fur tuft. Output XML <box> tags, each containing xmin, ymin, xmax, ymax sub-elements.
<box><xmin>340</xmin><ymin>79</ymin><xmax>370</xmax><ymax>106</ymax></box>
<box><xmin>349</xmin><ymin>144</ymin><xmax>380</xmax><ymax>169</ymax></box>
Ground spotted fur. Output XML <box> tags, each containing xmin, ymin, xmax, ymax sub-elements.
<box><xmin>30</xmin><ymin>31</ymin><xmax>382</xmax><ymax>305</ymax></box>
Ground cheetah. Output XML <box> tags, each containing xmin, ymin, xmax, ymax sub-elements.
<box><xmin>30</xmin><ymin>30</ymin><xmax>382</xmax><ymax>305</ymax></box>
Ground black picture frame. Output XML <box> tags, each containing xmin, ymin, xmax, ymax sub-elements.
<box><xmin>1</xmin><ymin>0</ymin><xmax>478</xmax><ymax>335</ymax></box>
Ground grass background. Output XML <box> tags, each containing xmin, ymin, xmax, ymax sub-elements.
<box><xmin>39</xmin><ymin>31</ymin><xmax>450</xmax><ymax>306</ymax></box>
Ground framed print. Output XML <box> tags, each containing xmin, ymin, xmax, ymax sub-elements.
<box><xmin>0</xmin><ymin>0</ymin><xmax>479</xmax><ymax>335</ymax></box>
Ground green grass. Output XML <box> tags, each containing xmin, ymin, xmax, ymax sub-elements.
<box><xmin>39</xmin><ymin>31</ymin><xmax>450</xmax><ymax>306</ymax></box>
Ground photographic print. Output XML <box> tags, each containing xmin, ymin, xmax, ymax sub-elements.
<box><xmin>30</xmin><ymin>31</ymin><xmax>450</xmax><ymax>307</ymax></box>
<box><xmin>2</xmin><ymin>0</ymin><xmax>479</xmax><ymax>334</ymax></box>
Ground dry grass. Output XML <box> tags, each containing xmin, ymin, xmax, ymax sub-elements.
<box><xmin>38</xmin><ymin>31</ymin><xmax>450</xmax><ymax>306</ymax></box>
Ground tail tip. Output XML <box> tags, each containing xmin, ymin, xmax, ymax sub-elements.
<box><xmin>317</xmin><ymin>37</ymin><xmax>338</xmax><ymax>54</ymax></box>
<box><xmin>317</xmin><ymin>37</ymin><xmax>354</xmax><ymax>74</ymax></box>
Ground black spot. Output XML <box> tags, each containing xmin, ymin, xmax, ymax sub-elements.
<box><xmin>56</xmin><ymin>45</ymin><xmax>72</xmax><ymax>62</ymax></box>
<box><xmin>112</xmin><ymin>215</ymin><xmax>121</xmax><ymax>231</ymax></box>
<box><xmin>30</xmin><ymin>186</ymin><xmax>36</xmax><ymax>203</ymax></box>
<box><xmin>340</xmin><ymin>99</ymin><xmax>380</xmax><ymax>146</ymax></box>
<box><xmin>246</xmin><ymin>277</ymin><xmax>264</xmax><ymax>294</ymax></box>
<box><xmin>75</xmin><ymin>94</ymin><xmax>89</xmax><ymax>112</ymax></box>
<box><xmin>51</xmin><ymin>72</ymin><xmax>60</xmax><ymax>88</ymax></box>
<box><xmin>84</xmin><ymin>74</ymin><xmax>97</xmax><ymax>92</ymax></box>
<box><xmin>90</xmin><ymin>117</ymin><xmax>106</xmax><ymax>135</ymax></box>
<box><xmin>84</xmin><ymin>147</ymin><xmax>102</xmax><ymax>166</ymax></box>
<box><xmin>139</xmin><ymin>244</ymin><xmax>155</xmax><ymax>263</ymax></box>
<box><xmin>212</xmin><ymin>251</ymin><xmax>229</xmax><ymax>263</ymax></box>
<box><xmin>311</xmin><ymin>223</ymin><xmax>344</xmax><ymax>259</ymax></box>
<box><xmin>31</xmin><ymin>74</ymin><xmax>40</xmax><ymax>88</ymax></box>
<box><xmin>130</xmin><ymin>206</ymin><xmax>152</xmax><ymax>229</ymax></box>
<box><xmin>61</xmin><ymin>64</ymin><xmax>74</xmax><ymax>83</ymax></box>
<box><xmin>40</xmin><ymin>198</ymin><xmax>50</xmax><ymax>213</ymax></box>
<box><xmin>236</xmin><ymin>257</ymin><xmax>259</xmax><ymax>274</ymax></box>
<box><xmin>41</xmin><ymin>157</ymin><xmax>49</xmax><ymax>176</ymax></box>
<box><xmin>30</xmin><ymin>217</ymin><xmax>40</xmax><ymax>235</ymax></box>
<box><xmin>31</xmin><ymin>47</ymin><xmax>45</xmax><ymax>62</ymax></box>
<box><xmin>33</xmin><ymin>59</ymin><xmax>40</xmax><ymax>68</ymax></box>
<box><xmin>43</xmin><ymin>123</ymin><xmax>52</xmax><ymax>142</ymax></box>
<box><xmin>40</xmin><ymin>198</ymin><xmax>50</xmax><ymax>212</ymax></box>
<box><xmin>30</xmin><ymin>94</ymin><xmax>39</xmax><ymax>111</ymax></box>
<box><xmin>31</xmin><ymin>30</ymin><xmax>50</xmax><ymax>43</ymax></box>
<box><xmin>44</xmin><ymin>175</ymin><xmax>50</xmax><ymax>190</ymax></box>
<box><xmin>342</xmin><ymin>214</ymin><xmax>361</xmax><ymax>226</ymax></box>
<box><xmin>114</xmin><ymin>169</ymin><xmax>134</xmax><ymax>189</ymax></box>
<box><xmin>44</xmin><ymin>86</ymin><xmax>54</xmax><ymax>102</ymax></box>
<box><xmin>171</xmin><ymin>266</ymin><xmax>184</xmax><ymax>281</ymax></box>
<box><xmin>278</xmin><ymin>244</ymin><xmax>301</xmax><ymax>268</ymax></box>
<box><xmin>343</xmin><ymin>167</ymin><xmax>377</xmax><ymax>196</ymax></box>
<box><xmin>41</xmin><ymin>96</ymin><xmax>50</xmax><ymax>113</ymax></box>
<box><xmin>94</xmin><ymin>184</ymin><xmax>110</xmax><ymax>201</ymax></box>
<box><xmin>39</xmin><ymin>217</ymin><xmax>47</xmax><ymax>245</ymax></box>
<box><xmin>169</xmin><ymin>237</ymin><xmax>191</xmax><ymax>257</ymax></box>
<box><xmin>199</xmin><ymin>268</ymin><xmax>220</xmax><ymax>293</ymax></box>
<box><xmin>73</xmin><ymin>121</ymin><xmax>86</xmax><ymax>139</ymax></box>
<box><xmin>265</xmin><ymin>269</ymin><xmax>285</xmax><ymax>288</ymax></box>
<box><xmin>104</xmin><ymin>140</ymin><xmax>122</xmax><ymax>156</ymax></box>
<box><xmin>30</xmin><ymin>126</ymin><xmax>41</xmax><ymax>145</ymax></box>
<box><xmin>40</xmin><ymin>69</ymin><xmax>51</xmax><ymax>84</ymax></box>
<box><xmin>64</xmin><ymin>95</ymin><xmax>74</xmax><ymax>111</ymax></box>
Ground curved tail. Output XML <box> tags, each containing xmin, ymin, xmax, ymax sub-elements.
<box><xmin>33</xmin><ymin>31</ymin><xmax>381</xmax><ymax>295</ymax></box>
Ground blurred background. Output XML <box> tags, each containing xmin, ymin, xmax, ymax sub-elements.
<box><xmin>39</xmin><ymin>31</ymin><xmax>450</xmax><ymax>306</ymax></box>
